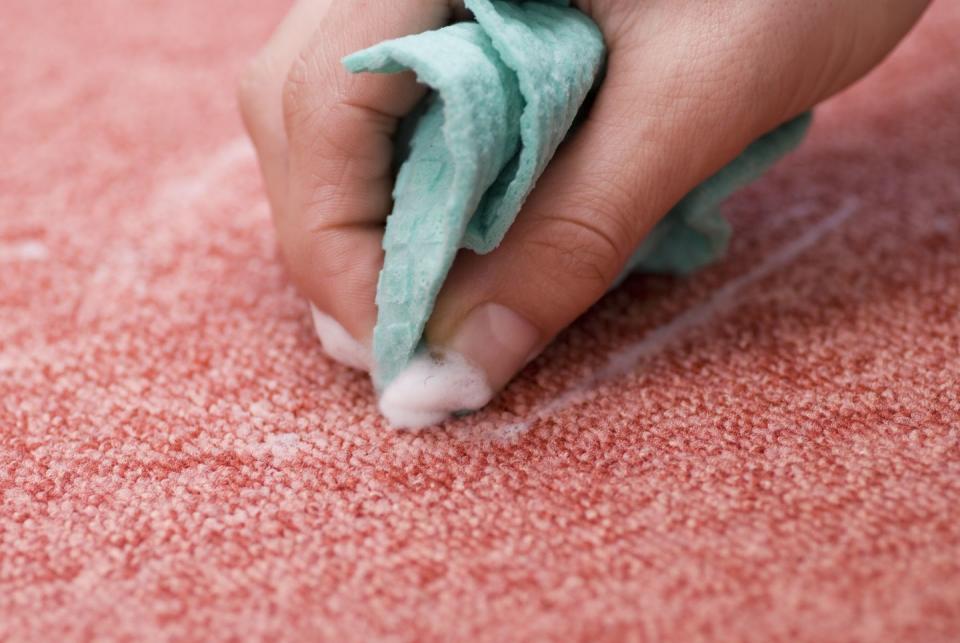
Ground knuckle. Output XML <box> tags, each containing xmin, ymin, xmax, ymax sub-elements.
<box><xmin>524</xmin><ymin>208</ymin><xmax>633</xmax><ymax>292</ymax></box>
<box><xmin>281</xmin><ymin>53</ymin><xmax>313</xmax><ymax>128</ymax></box>
<box><xmin>282</xmin><ymin>50</ymin><xmax>341</xmax><ymax>134</ymax></box>
<box><xmin>286</xmin><ymin>225</ymin><xmax>356</xmax><ymax>286</ymax></box>
<box><xmin>523</xmin><ymin>180</ymin><xmax>641</xmax><ymax>291</ymax></box>
<box><xmin>573</xmin><ymin>181</ymin><xmax>639</xmax><ymax>249</ymax></box>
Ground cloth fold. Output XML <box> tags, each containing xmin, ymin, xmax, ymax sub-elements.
<box><xmin>344</xmin><ymin>0</ymin><xmax>810</xmax><ymax>388</ymax></box>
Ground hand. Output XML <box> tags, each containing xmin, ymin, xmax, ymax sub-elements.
<box><xmin>238</xmin><ymin>0</ymin><xmax>928</xmax><ymax>397</ymax></box>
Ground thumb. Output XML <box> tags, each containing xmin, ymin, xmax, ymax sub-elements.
<box><xmin>423</xmin><ymin>0</ymin><xmax>931</xmax><ymax>397</ymax></box>
<box><xmin>424</xmin><ymin>24</ymin><xmax>801</xmax><ymax>395</ymax></box>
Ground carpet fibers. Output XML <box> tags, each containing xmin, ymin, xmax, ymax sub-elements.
<box><xmin>1</xmin><ymin>1</ymin><xmax>959</xmax><ymax>641</ymax></box>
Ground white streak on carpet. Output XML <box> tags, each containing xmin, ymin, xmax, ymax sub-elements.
<box><xmin>492</xmin><ymin>197</ymin><xmax>861</xmax><ymax>440</ymax></box>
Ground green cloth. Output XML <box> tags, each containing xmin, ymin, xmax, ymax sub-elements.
<box><xmin>344</xmin><ymin>0</ymin><xmax>810</xmax><ymax>388</ymax></box>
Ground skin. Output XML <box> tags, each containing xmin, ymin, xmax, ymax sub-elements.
<box><xmin>238</xmin><ymin>0</ymin><xmax>930</xmax><ymax>394</ymax></box>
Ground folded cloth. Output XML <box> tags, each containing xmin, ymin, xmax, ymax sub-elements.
<box><xmin>344</xmin><ymin>0</ymin><xmax>811</xmax><ymax>392</ymax></box>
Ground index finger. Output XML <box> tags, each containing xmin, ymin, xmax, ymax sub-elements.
<box><xmin>279</xmin><ymin>1</ymin><xmax>459</xmax><ymax>356</ymax></box>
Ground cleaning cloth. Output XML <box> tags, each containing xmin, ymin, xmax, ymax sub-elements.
<box><xmin>344</xmin><ymin>0</ymin><xmax>811</xmax><ymax>389</ymax></box>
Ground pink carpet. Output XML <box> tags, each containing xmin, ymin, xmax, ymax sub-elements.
<box><xmin>2</xmin><ymin>1</ymin><xmax>959</xmax><ymax>640</ymax></box>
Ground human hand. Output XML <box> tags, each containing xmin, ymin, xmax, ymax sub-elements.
<box><xmin>238</xmin><ymin>0</ymin><xmax>929</xmax><ymax>407</ymax></box>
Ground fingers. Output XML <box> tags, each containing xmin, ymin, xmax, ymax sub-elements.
<box><xmin>279</xmin><ymin>0</ymin><xmax>456</xmax><ymax>348</ymax></box>
<box><xmin>424</xmin><ymin>0</ymin><xmax>931</xmax><ymax>394</ymax></box>
<box><xmin>423</xmin><ymin>3</ymin><xmax>807</xmax><ymax>392</ymax></box>
<box><xmin>238</xmin><ymin>0</ymin><xmax>334</xmax><ymax>213</ymax></box>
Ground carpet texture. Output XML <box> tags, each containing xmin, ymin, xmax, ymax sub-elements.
<box><xmin>1</xmin><ymin>1</ymin><xmax>959</xmax><ymax>641</ymax></box>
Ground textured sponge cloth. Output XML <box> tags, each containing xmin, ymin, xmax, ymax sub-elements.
<box><xmin>344</xmin><ymin>0</ymin><xmax>811</xmax><ymax>391</ymax></box>
<box><xmin>345</xmin><ymin>0</ymin><xmax>605</xmax><ymax>388</ymax></box>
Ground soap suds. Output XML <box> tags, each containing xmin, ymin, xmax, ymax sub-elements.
<box><xmin>310</xmin><ymin>304</ymin><xmax>372</xmax><ymax>372</ymax></box>
<box><xmin>378</xmin><ymin>349</ymin><xmax>494</xmax><ymax>430</ymax></box>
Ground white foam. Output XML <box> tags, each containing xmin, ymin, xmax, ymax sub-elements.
<box><xmin>378</xmin><ymin>349</ymin><xmax>494</xmax><ymax>430</ymax></box>
<box><xmin>309</xmin><ymin>304</ymin><xmax>372</xmax><ymax>372</ymax></box>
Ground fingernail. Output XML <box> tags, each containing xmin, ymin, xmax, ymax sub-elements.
<box><xmin>309</xmin><ymin>304</ymin><xmax>372</xmax><ymax>372</ymax></box>
<box><xmin>446</xmin><ymin>303</ymin><xmax>541</xmax><ymax>391</ymax></box>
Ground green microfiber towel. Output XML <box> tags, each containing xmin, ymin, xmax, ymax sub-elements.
<box><xmin>344</xmin><ymin>0</ymin><xmax>811</xmax><ymax>388</ymax></box>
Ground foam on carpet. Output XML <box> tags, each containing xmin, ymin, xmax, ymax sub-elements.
<box><xmin>1</xmin><ymin>0</ymin><xmax>959</xmax><ymax>640</ymax></box>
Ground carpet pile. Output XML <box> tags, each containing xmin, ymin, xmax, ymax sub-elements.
<box><xmin>1</xmin><ymin>1</ymin><xmax>958</xmax><ymax>640</ymax></box>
